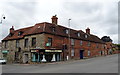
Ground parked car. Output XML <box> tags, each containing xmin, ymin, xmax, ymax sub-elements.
<box><xmin>0</xmin><ymin>59</ymin><xmax>7</xmax><ymax>64</ymax></box>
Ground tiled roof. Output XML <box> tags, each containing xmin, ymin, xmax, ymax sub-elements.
<box><xmin>2</xmin><ymin>22</ymin><xmax>104</xmax><ymax>44</ymax></box>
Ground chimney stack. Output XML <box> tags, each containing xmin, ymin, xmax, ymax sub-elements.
<box><xmin>51</xmin><ymin>15</ymin><xmax>58</xmax><ymax>25</ymax></box>
<box><xmin>10</xmin><ymin>26</ymin><xmax>14</xmax><ymax>33</ymax></box>
<box><xmin>86</xmin><ymin>27</ymin><xmax>90</xmax><ymax>34</ymax></box>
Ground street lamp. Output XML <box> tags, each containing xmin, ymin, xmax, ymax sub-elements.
<box><xmin>0</xmin><ymin>14</ymin><xmax>6</xmax><ymax>24</ymax></box>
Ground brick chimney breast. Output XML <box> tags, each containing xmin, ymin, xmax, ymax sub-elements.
<box><xmin>51</xmin><ymin>15</ymin><xmax>58</xmax><ymax>25</ymax></box>
<box><xmin>86</xmin><ymin>27</ymin><xmax>90</xmax><ymax>34</ymax></box>
<box><xmin>10</xmin><ymin>26</ymin><xmax>14</xmax><ymax>33</ymax></box>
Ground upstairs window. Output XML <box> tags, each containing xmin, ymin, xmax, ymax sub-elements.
<box><xmin>24</xmin><ymin>38</ymin><xmax>28</xmax><ymax>47</ymax></box>
<box><xmin>5</xmin><ymin>41</ymin><xmax>8</xmax><ymax>48</ymax></box>
<box><xmin>52</xmin><ymin>27</ymin><xmax>55</xmax><ymax>32</ymax></box>
<box><xmin>32</xmin><ymin>38</ymin><xmax>36</xmax><ymax>47</ymax></box>
<box><xmin>77</xmin><ymin>33</ymin><xmax>80</xmax><ymax>37</ymax></box>
<box><xmin>80</xmin><ymin>41</ymin><xmax>83</xmax><ymax>46</ymax></box>
<box><xmin>96</xmin><ymin>43</ymin><xmax>99</xmax><ymax>48</ymax></box>
<box><xmin>87</xmin><ymin>42</ymin><xmax>91</xmax><ymax>46</ymax></box>
<box><xmin>65</xmin><ymin>29</ymin><xmax>69</xmax><ymax>34</ymax></box>
<box><xmin>47</xmin><ymin>37</ymin><xmax>52</xmax><ymax>46</ymax></box>
<box><xmin>9</xmin><ymin>33</ymin><xmax>13</xmax><ymax>37</ymax></box>
<box><xmin>18</xmin><ymin>31</ymin><xmax>23</xmax><ymax>36</ymax></box>
<box><xmin>85</xmin><ymin>34</ymin><xmax>88</xmax><ymax>38</ymax></box>
<box><xmin>16</xmin><ymin>40</ymin><xmax>19</xmax><ymax>48</ymax></box>
<box><xmin>71</xmin><ymin>39</ymin><xmax>75</xmax><ymax>46</ymax></box>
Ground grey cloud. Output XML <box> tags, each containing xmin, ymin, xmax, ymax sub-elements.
<box><xmin>0</xmin><ymin>1</ymin><xmax>118</xmax><ymax>44</ymax></box>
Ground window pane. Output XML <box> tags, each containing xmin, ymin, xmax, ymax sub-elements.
<box><xmin>48</xmin><ymin>38</ymin><xmax>52</xmax><ymax>46</ymax></box>
<box><xmin>71</xmin><ymin>39</ymin><xmax>75</xmax><ymax>46</ymax></box>
<box><xmin>80</xmin><ymin>41</ymin><xmax>83</xmax><ymax>45</ymax></box>
<box><xmin>71</xmin><ymin>48</ymin><xmax>74</xmax><ymax>56</ymax></box>
<box><xmin>32</xmin><ymin>38</ymin><xmax>36</xmax><ymax>47</ymax></box>
<box><xmin>25</xmin><ymin>38</ymin><xmax>28</xmax><ymax>47</ymax></box>
<box><xmin>16</xmin><ymin>40</ymin><xmax>19</xmax><ymax>48</ymax></box>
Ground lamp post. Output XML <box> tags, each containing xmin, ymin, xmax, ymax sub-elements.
<box><xmin>67</xmin><ymin>19</ymin><xmax>71</xmax><ymax>60</ymax></box>
<box><xmin>0</xmin><ymin>14</ymin><xmax>5</xmax><ymax>24</ymax></box>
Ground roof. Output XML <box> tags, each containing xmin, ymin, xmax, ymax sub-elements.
<box><xmin>2</xmin><ymin>22</ymin><xmax>105</xmax><ymax>44</ymax></box>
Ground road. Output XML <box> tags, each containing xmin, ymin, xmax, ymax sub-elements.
<box><xmin>1</xmin><ymin>54</ymin><xmax>118</xmax><ymax>73</ymax></box>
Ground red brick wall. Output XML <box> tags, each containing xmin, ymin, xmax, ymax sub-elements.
<box><xmin>44</xmin><ymin>33</ymin><xmax>106</xmax><ymax>60</ymax></box>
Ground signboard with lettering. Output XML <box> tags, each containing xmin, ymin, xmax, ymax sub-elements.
<box><xmin>45</xmin><ymin>50</ymin><xmax>62</xmax><ymax>52</ymax></box>
<box><xmin>2</xmin><ymin>50</ymin><xmax>8</xmax><ymax>53</ymax></box>
<box><xmin>31</xmin><ymin>50</ymin><xmax>39</xmax><ymax>52</ymax></box>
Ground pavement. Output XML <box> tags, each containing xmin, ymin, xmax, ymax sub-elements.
<box><xmin>1</xmin><ymin>54</ymin><xmax>119</xmax><ymax>73</ymax></box>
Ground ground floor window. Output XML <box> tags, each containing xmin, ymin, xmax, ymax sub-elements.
<box><xmin>31</xmin><ymin>52</ymin><xmax>61</xmax><ymax>62</ymax></box>
<box><xmin>88</xmin><ymin>50</ymin><xmax>91</xmax><ymax>56</ymax></box>
<box><xmin>3</xmin><ymin>53</ymin><xmax>7</xmax><ymax>59</ymax></box>
<box><xmin>71</xmin><ymin>48</ymin><xmax>75</xmax><ymax>56</ymax></box>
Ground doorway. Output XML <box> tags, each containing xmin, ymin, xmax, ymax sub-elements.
<box><xmin>80</xmin><ymin>50</ymin><xmax>84</xmax><ymax>59</ymax></box>
<box><xmin>23</xmin><ymin>54</ymin><xmax>29</xmax><ymax>63</ymax></box>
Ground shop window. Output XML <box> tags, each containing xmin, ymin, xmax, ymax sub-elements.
<box><xmin>24</xmin><ymin>38</ymin><xmax>28</xmax><ymax>47</ymax></box>
<box><xmin>32</xmin><ymin>38</ymin><xmax>36</xmax><ymax>47</ymax></box>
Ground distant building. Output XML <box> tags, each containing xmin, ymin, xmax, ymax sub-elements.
<box><xmin>101</xmin><ymin>36</ymin><xmax>113</xmax><ymax>54</ymax></box>
<box><xmin>2</xmin><ymin>15</ymin><xmax>106</xmax><ymax>64</ymax></box>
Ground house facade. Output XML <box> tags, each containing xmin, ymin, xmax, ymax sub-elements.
<box><xmin>2</xmin><ymin>15</ymin><xmax>106</xmax><ymax>64</ymax></box>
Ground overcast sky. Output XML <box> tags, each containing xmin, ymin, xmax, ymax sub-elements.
<box><xmin>0</xmin><ymin>0</ymin><xmax>119</xmax><ymax>43</ymax></box>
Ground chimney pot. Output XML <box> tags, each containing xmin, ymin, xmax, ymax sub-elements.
<box><xmin>51</xmin><ymin>15</ymin><xmax>58</xmax><ymax>25</ymax></box>
<box><xmin>10</xmin><ymin>26</ymin><xmax>14</xmax><ymax>33</ymax></box>
<box><xmin>86</xmin><ymin>27</ymin><xmax>90</xmax><ymax>34</ymax></box>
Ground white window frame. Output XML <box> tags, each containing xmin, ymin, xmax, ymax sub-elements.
<box><xmin>88</xmin><ymin>50</ymin><xmax>91</xmax><ymax>56</ymax></box>
<box><xmin>71</xmin><ymin>48</ymin><xmax>75</xmax><ymax>56</ymax></box>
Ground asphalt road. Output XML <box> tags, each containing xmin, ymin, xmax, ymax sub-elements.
<box><xmin>1</xmin><ymin>54</ymin><xmax>118</xmax><ymax>73</ymax></box>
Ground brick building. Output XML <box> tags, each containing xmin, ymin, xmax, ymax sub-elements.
<box><xmin>2</xmin><ymin>15</ymin><xmax>106</xmax><ymax>63</ymax></box>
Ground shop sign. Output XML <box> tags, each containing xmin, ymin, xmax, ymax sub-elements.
<box><xmin>31</xmin><ymin>50</ymin><xmax>39</xmax><ymax>52</ymax></box>
<box><xmin>45</xmin><ymin>50</ymin><xmax>62</xmax><ymax>52</ymax></box>
<box><xmin>2</xmin><ymin>50</ymin><xmax>8</xmax><ymax>53</ymax></box>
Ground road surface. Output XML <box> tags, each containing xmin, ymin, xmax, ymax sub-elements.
<box><xmin>1</xmin><ymin>54</ymin><xmax>118</xmax><ymax>73</ymax></box>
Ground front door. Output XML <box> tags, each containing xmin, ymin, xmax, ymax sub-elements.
<box><xmin>80</xmin><ymin>50</ymin><xmax>84</xmax><ymax>59</ymax></box>
<box><xmin>23</xmin><ymin>54</ymin><xmax>29</xmax><ymax>63</ymax></box>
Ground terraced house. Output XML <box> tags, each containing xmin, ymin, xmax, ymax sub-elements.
<box><xmin>2</xmin><ymin>15</ymin><xmax>106</xmax><ymax>64</ymax></box>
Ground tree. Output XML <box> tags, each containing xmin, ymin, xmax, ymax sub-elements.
<box><xmin>101</xmin><ymin>36</ymin><xmax>112</xmax><ymax>42</ymax></box>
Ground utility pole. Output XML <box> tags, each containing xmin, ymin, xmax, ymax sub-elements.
<box><xmin>67</xmin><ymin>18</ymin><xmax>71</xmax><ymax>61</ymax></box>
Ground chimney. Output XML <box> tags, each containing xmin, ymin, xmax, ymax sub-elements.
<box><xmin>51</xmin><ymin>15</ymin><xmax>58</xmax><ymax>25</ymax></box>
<box><xmin>10</xmin><ymin>26</ymin><xmax>14</xmax><ymax>33</ymax></box>
<box><xmin>86</xmin><ymin>27</ymin><xmax>90</xmax><ymax>34</ymax></box>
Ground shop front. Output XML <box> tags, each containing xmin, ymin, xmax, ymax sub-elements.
<box><xmin>31</xmin><ymin>49</ymin><xmax>62</xmax><ymax>63</ymax></box>
<box><xmin>2</xmin><ymin>50</ymin><xmax>9</xmax><ymax>59</ymax></box>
